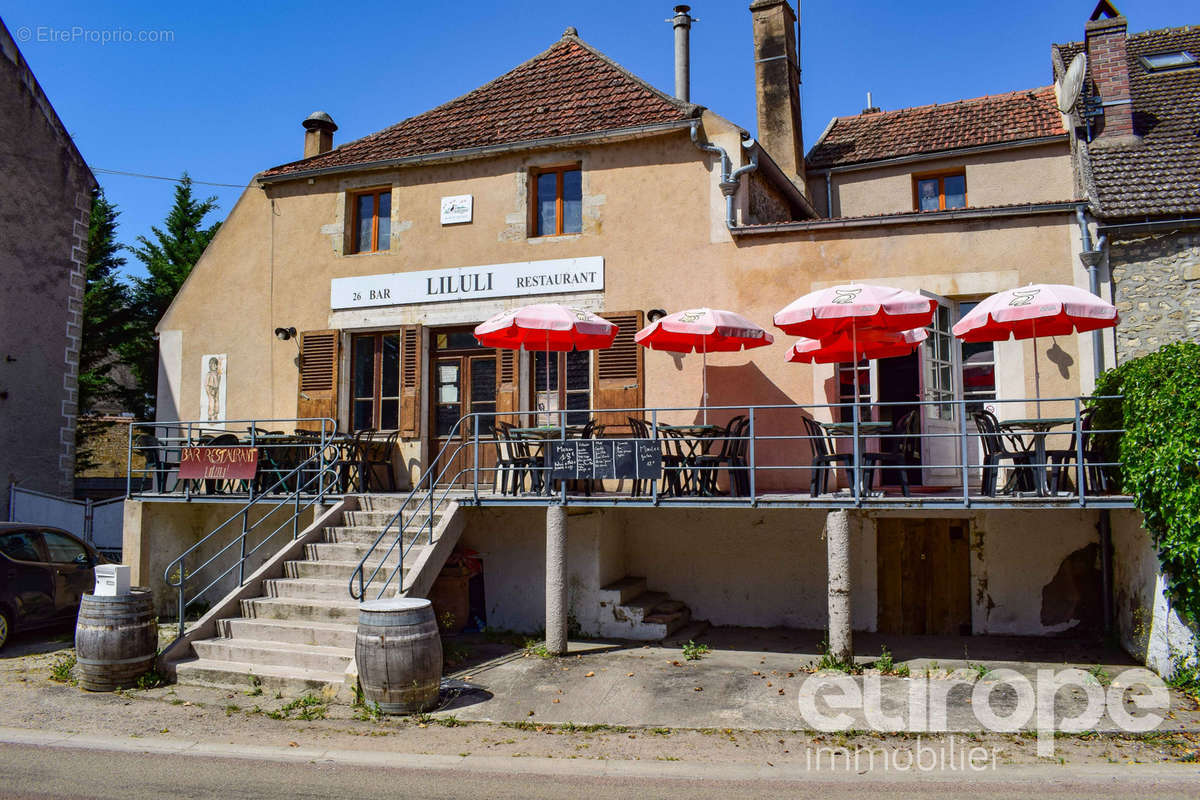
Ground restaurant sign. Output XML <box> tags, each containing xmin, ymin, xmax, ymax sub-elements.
<box><xmin>178</xmin><ymin>446</ymin><xmax>259</xmax><ymax>481</ymax></box>
<box><xmin>330</xmin><ymin>256</ymin><xmax>604</xmax><ymax>310</ymax></box>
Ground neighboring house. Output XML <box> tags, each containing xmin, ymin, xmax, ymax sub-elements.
<box><xmin>0</xmin><ymin>19</ymin><xmax>96</xmax><ymax>518</ymax></box>
<box><xmin>126</xmin><ymin>2</ymin><xmax>1186</xmax><ymax>688</ymax></box>
<box><xmin>1054</xmin><ymin>2</ymin><xmax>1200</xmax><ymax>363</ymax></box>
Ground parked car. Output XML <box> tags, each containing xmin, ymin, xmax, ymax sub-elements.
<box><xmin>0</xmin><ymin>523</ymin><xmax>106</xmax><ymax>649</ymax></box>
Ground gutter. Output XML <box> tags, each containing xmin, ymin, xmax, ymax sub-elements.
<box><xmin>732</xmin><ymin>201</ymin><xmax>1081</xmax><ymax>235</ymax></box>
<box><xmin>808</xmin><ymin>135</ymin><xmax>1068</xmax><ymax>176</ymax></box>
<box><xmin>258</xmin><ymin>118</ymin><xmax>698</xmax><ymax>185</ymax></box>
<box><xmin>1095</xmin><ymin>216</ymin><xmax>1200</xmax><ymax>236</ymax></box>
<box><xmin>689</xmin><ymin>121</ymin><xmax>757</xmax><ymax>229</ymax></box>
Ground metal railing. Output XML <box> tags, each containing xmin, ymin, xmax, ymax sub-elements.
<box><xmin>406</xmin><ymin>396</ymin><xmax>1129</xmax><ymax>510</ymax></box>
<box><xmin>162</xmin><ymin>442</ymin><xmax>342</xmax><ymax>637</ymax></box>
<box><xmin>127</xmin><ymin>417</ymin><xmax>339</xmax><ymax>501</ymax></box>
<box><xmin>348</xmin><ymin>415</ymin><xmax>474</xmax><ymax>601</ymax></box>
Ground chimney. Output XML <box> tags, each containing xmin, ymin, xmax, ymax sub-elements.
<box><xmin>1085</xmin><ymin>1</ymin><xmax>1137</xmax><ymax>146</ymax></box>
<box><xmin>750</xmin><ymin>0</ymin><xmax>805</xmax><ymax>185</ymax></box>
<box><xmin>302</xmin><ymin>111</ymin><xmax>337</xmax><ymax>158</ymax></box>
<box><xmin>670</xmin><ymin>5</ymin><xmax>696</xmax><ymax>102</ymax></box>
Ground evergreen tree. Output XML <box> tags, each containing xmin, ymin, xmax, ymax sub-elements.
<box><xmin>75</xmin><ymin>188</ymin><xmax>130</xmax><ymax>472</ymax></box>
<box><xmin>121</xmin><ymin>174</ymin><xmax>221</xmax><ymax>418</ymax></box>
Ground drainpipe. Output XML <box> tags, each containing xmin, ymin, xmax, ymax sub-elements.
<box><xmin>1076</xmin><ymin>205</ymin><xmax>1107</xmax><ymax>380</ymax></box>
<box><xmin>690</xmin><ymin>121</ymin><xmax>759</xmax><ymax>229</ymax></box>
<box><xmin>1099</xmin><ymin>510</ymin><xmax>1113</xmax><ymax>638</ymax></box>
<box><xmin>824</xmin><ymin>171</ymin><xmax>833</xmax><ymax>218</ymax></box>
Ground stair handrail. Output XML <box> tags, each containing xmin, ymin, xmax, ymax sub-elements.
<box><xmin>349</xmin><ymin>414</ymin><xmax>479</xmax><ymax>600</ymax></box>
<box><xmin>164</xmin><ymin>438</ymin><xmax>342</xmax><ymax>638</ymax></box>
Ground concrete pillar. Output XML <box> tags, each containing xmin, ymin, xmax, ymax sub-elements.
<box><xmin>826</xmin><ymin>509</ymin><xmax>852</xmax><ymax>663</ymax></box>
<box><xmin>545</xmin><ymin>503</ymin><xmax>568</xmax><ymax>655</ymax></box>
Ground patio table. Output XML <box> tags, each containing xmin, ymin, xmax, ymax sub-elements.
<box><xmin>657</xmin><ymin>424</ymin><xmax>723</xmax><ymax>496</ymax></box>
<box><xmin>818</xmin><ymin>420</ymin><xmax>895</xmax><ymax>496</ymax></box>
<box><xmin>998</xmin><ymin>417</ymin><xmax>1075</xmax><ymax>496</ymax></box>
<box><xmin>510</xmin><ymin>426</ymin><xmax>586</xmax><ymax>495</ymax></box>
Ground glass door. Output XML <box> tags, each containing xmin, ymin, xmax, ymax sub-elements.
<box><xmin>920</xmin><ymin>291</ymin><xmax>962</xmax><ymax>486</ymax></box>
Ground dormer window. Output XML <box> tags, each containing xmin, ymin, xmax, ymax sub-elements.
<box><xmin>914</xmin><ymin>171</ymin><xmax>967</xmax><ymax>212</ymax></box>
<box><xmin>1138</xmin><ymin>52</ymin><xmax>1198</xmax><ymax>72</ymax></box>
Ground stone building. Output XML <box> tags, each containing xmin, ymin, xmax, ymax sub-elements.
<box><xmin>1054</xmin><ymin>2</ymin><xmax>1200</xmax><ymax>363</ymax></box>
<box><xmin>0</xmin><ymin>19</ymin><xmax>96</xmax><ymax>517</ymax></box>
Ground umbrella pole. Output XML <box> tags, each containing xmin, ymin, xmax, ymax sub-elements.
<box><xmin>1032</xmin><ymin>320</ymin><xmax>1042</xmax><ymax>419</ymax></box>
<box><xmin>545</xmin><ymin>330</ymin><xmax>551</xmax><ymax>426</ymax></box>
<box><xmin>702</xmin><ymin>340</ymin><xmax>708</xmax><ymax>426</ymax></box>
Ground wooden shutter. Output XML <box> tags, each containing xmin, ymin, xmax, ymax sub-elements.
<box><xmin>593</xmin><ymin>311</ymin><xmax>644</xmax><ymax>433</ymax></box>
<box><xmin>398</xmin><ymin>325</ymin><xmax>422</xmax><ymax>438</ymax></box>
<box><xmin>496</xmin><ymin>347</ymin><xmax>520</xmax><ymax>425</ymax></box>
<box><xmin>297</xmin><ymin>330</ymin><xmax>339</xmax><ymax>430</ymax></box>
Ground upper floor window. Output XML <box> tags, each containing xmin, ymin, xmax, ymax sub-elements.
<box><xmin>352</xmin><ymin>189</ymin><xmax>391</xmax><ymax>253</ymax></box>
<box><xmin>532</xmin><ymin>166</ymin><xmax>582</xmax><ymax>236</ymax></box>
<box><xmin>914</xmin><ymin>172</ymin><xmax>966</xmax><ymax>212</ymax></box>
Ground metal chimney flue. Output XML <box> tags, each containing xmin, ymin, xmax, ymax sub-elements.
<box><xmin>669</xmin><ymin>5</ymin><xmax>695</xmax><ymax>102</ymax></box>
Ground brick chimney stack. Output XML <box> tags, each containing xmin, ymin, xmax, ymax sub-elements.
<box><xmin>750</xmin><ymin>0</ymin><xmax>805</xmax><ymax>186</ymax></box>
<box><xmin>302</xmin><ymin>111</ymin><xmax>337</xmax><ymax>158</ymax></box>
<box><xmin>1085</xmin><ymin>1</ymin><xmax>1138</xmax><ymax>146</ymax></box>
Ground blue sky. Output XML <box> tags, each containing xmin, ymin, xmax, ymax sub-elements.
<box><xmin>2</xmin><ymin>1</ymin><xmax>1187</xmax><ymax>278</ymax></box>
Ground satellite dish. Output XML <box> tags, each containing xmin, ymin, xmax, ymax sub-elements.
<box><xmin>1057</xmin><ymin>53</ymin><xmax>1087</xmax><ymax>113</ymax></box>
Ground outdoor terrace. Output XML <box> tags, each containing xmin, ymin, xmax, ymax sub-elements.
<box><xmin>125</xmin><ymin>397</ymin><xmax>1133</xmax><ymax>511</ymax></box>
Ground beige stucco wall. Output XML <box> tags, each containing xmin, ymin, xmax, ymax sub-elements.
<box><xmin>157</xmin><ymin>122</ymin><xmax>1086</xmax><ymax>479</ymax></box>
<box><xmin>806</xmin><ymin>141</ymin><xmax>1073</xmax><ymax>219</ymax></box>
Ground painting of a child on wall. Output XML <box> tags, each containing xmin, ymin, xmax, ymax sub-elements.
<box><xmin>201</xmin><ymin>354</ymin><xmax>227</xmax><ymax>425</ymax></box>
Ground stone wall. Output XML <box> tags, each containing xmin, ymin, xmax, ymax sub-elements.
<box><xmin>1110</xmin><ymin>230</ymin><xmax>1200</xmax><ymax>362</ymax></box>
<box><xmin>0</xmin><ymin>23</ymin><xmax>94</xmax><ymax>516</ymax></box>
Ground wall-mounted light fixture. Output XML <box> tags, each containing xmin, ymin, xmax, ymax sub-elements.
<box><xmin>274</xmin><ymin>326</ymin><xmax>297</xmax><ymax>341</ymax></box>
<box><xmin>647</xmin><ymin>309</ymin><xmax>668</xmax><ymax>322</ymax></box>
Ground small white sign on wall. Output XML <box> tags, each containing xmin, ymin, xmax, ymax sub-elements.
<box><xmin>440</xmin><ymin>195</ymin><xmax>473</xmax><ymax>225</ymax></box>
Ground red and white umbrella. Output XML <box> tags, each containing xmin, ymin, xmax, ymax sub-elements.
<box><xmin>475</xmin><ymin>304</ymin><xmax>618</xmax><ymax>422</ymax></box>
<box><xmin>774</xmin><ymin>284</ymin><xmax>936</xmax><ymax>339</ymax></box>
<box><xmin>785</xmin><ymin>328</ymin><xmax>927</xmax><ymax>364</ymax></box>
<box><xmin>474</xmin><ymin>303</ymin><xmax>618</xmax><ymax>351</ymax></box>
<box><xmin>952</xmin><ymin>284</ymin><xmax>1118</xmax><ymax>412</ymax></box>
<box><xmin>635</xmin><ymin>308</ymin><xmax>773</xmax><ymax>423</ymax></box>
<box><xmin>776</xmin><ymin>285</ymin><xmax>936</xmax><ymax>420</ymax></box>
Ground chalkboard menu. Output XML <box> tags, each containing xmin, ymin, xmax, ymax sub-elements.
<box><xmin>549</xmin><ymin>439</ymin><xmax>663</xmax><ymax>481</ymax></box>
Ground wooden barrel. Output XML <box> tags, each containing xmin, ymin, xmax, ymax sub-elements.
<box><xmin>356</xmin><ymin>598</ymin><xmax>442</xmax><ymax>714</ymax></box>
<box><xmin>74</xmin><ymin>588</ymin><xmax>157</xmax><ymax>692</ymax></box>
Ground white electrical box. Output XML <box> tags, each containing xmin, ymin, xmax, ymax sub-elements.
<box><xmin>94</xmin><ymin>564</ymin><xmax>131</xmax><ymax>596</ymax></box>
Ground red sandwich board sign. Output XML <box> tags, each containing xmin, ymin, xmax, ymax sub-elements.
<box><xmin>179</xmin><ymin>446</ymin><xmax>259</xmax><ymax>481</ymax></box>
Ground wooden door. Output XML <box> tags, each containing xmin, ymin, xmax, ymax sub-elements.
<box><xmin>876</xmin><ymin>518</ymin><xmax>971</xmax><ymax>635</ymax></box>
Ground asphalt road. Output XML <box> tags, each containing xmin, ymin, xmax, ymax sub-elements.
<box><xmin>3</xmin><ymin>740</ymin><xmax>1200</xmax><ymax>800</ymax></box>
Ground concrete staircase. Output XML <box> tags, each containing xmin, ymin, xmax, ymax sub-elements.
<box><xmin>172</xmin><ymin>496</ymin><xmax>463</xmax><ymax>697</ymax></box>
<box><xmin>595</xmin><ymin>576</ymin><xmax>706</xmax><ymax>641</ymax></box>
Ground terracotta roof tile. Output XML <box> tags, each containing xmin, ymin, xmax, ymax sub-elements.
<box><xmin>806</xmin><ymin>87</ymin><xmax>1067</xmax><ymax>170</ymax></box>
<box><xmin>1056</xmin><ymin>26</ymin><xmax>1200</xmax><ymax>219</ymax></box>
<box><xmin>262</xmin><ymin>36</ymin><xmax>697</xmax><ymax>179</ymax></box>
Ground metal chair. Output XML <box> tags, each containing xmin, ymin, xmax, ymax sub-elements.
<box><xmin>362</xmin><ymin>430</ymin><xmax>400</xmax><ymax>492</ymax></box>
<box><xmin>694</xmin><ymin>415</ymin><xmax>749</xmax><ymax>496</ymax></box>
<box><xmin>973</xmin><ymin>410</ymin><xmax>1036</xmax><ymax>496</ymax></box>
<box><xmin>802</xmin><ymin>416</ymin><xmax>853</xmax><ymax>496</ymax></box>
<box><xmin>135</xmin><ymin>432</ymin><xmax>179</xmax><ymax>493</ymax></box>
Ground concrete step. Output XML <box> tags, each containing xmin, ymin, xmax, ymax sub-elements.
<box><xmin>191</xmin><ymin>637</ymin><xmax>353</xmax><ymax>674</ymax></box>
<box><xmin>263</xmin><ymin>578</ymin><xmax>354</xmax><ymax>601</ymax></box>
<box><xmin>644</xmin><ymin>606</ymin><xmax>691</xmax><ymax>630</ymax></box>
<box><xmin>323</xmin><ymin>525</ymin><xmax>434</xmax><ymax>546</ymax></box>
<box><xmin>306</xmin><ymin>541</ymin><xmax>429</xmax><ymax>563</ymax></box>
<box><xmin>342</xmin><ymin>510</ymin><xmax>440</xmax><ymax>528</ymax></box>
<box><xmin>662</xmin><ymin>620</ymin><xmax>711</xmax><ymax>647</ymax></box>
<box><xmin>598</xmin><ymin>576</ymin><xmax>648</xmax><ymax>605</ymax></box>
<box><xmin>621</xmin><ymin>591</ymin><xmax>670</xmax><ymax>623</ymax></box>
<box><xmin>354</xmin><ymin>495</ymin><xmax>421</xmax><ymax>513</ymax></box>
<box><xmin>284</xmin><ymin>558</ymin><xmax>410</xmax><ymax>582</ymax></box>
<box><xmin>240</xmin><ymin>595</ymin><xmax>362</xmax><ymax>624</ymax></box>
<box><xmin>650</xmin><ymin>599</ymin><xmax>687</xmax><ymax>615</ymax></box>
<box><xmin>174</xmin><ymin>656</ymin><xmax>345</xmax><ymax>698</ymax></box>
<box><xmin>217</xmin><ymin>617</ymin><xmax>358</xmax><ymax>649</ymax></box>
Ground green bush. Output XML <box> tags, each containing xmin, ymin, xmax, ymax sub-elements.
<box><xmin>1092</xmin><ymin>341</ymin><xmax>1200</xmax><ymax>625</ymax></box>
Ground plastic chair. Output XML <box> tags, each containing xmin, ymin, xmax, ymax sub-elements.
<box><xmin>973</xmin><ymin>410</ymin><xmax>1036</xmax><ymax>496</ymax></box>
<box><xmin>802</xmin><ymin>417</ymin><xmax>853</xmax><ymax>496</ymax></box>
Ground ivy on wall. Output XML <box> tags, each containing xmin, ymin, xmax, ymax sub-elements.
<box><xmin>1093</xmin><ymin>341</ymin><xmax>1200</xmax><ymax>626</ymax></box>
